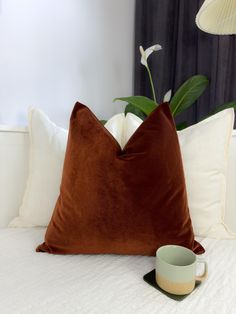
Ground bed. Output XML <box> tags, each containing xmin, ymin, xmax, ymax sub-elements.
<box><xmin>1</xmin><ymin>122</ymin><xmax>236</xmax><ymax>313</ymax></box>
<box><xmin>0</xmin><ymin>228</ymin><xmax>235</xmax><ymax>314</ymax></box>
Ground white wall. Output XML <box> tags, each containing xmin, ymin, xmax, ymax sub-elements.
<box><xmin>0</xmin><ymin>0</ymin><xmax>135</xmax><ymax>128</ymax></box>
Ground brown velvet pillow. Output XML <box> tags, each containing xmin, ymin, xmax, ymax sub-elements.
<box><xmin>37</xmin><ymin>102</ymin><xmax>204</xmax><ymax>256</ymax></box>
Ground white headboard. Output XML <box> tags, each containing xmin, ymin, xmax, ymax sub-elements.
<box><xmin>0</xmin><ymin>126</ymin><xmax>29</xmax><ymax>227</ymax></box>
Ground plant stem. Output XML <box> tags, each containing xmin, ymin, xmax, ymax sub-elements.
<box><xmin>146</xmin><ymin>65</ymin><xmax>157</xmax><ymax>104</ymax></box>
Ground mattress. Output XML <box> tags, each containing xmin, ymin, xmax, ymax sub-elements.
<box><xmin>0</xmin><ymin>228</ymin><xmax>236</xmax><ymax>314</ymax></box>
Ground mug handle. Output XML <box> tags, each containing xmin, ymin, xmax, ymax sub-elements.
<box><xmin>195</xmin><ymin>259</ymin><xmax>208</xmax><ymax>283</ymax></box>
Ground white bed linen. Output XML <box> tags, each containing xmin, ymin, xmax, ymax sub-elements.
<box><xmin>0</xmin><ymin>228</ymin><xmax>236</xmax><ymax>314</ymax></box>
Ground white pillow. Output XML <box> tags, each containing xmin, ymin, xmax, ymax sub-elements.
<box><xmin>104</xmin><ymin>112</ymin><xmax>143</xmax><ymax>149</ymax></box>
<box><xmin>104</xmin><ymin>113</ymin><xmax>124</xmax><ymax>148</ymax></box>
<box><xmin>178</xmin><ymin>109</ymin><xmax>235</xmax><ymax>238</ymax></box>
<box><xmin>9</xmin><ymin>108</ymin><xmax>68</xmax><ymax>227</ymax></box>
<box><xmin>225</xmin><ymin>131</ymin><xmax>236</xmax><ymax>233</ymax></box>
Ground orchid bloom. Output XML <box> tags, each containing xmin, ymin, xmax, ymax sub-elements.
<box><xmin>139</xmin><ymin>44</ymin><xmax>162</xmax><ymax>68</ymax></box>
<box><xmin>139</xmin><ymin>44</ymin><xmax>162</xmax><ymax>104</ymax></box>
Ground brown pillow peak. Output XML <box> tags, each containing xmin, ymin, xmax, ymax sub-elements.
<box><xmin>37</xmin><ymin>102</ymin><xmax>204</xmax><ymax>256</ymax></box>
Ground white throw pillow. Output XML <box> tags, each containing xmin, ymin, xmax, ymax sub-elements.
<box><xmin>104</xmin><ymin>112</ymin><xmax>143</xmax><ymax>149</ymax></box>
<box><xmin>225</xmin><ymin>131</ymin><xmax>236</xmax><ymax>233</ymax></box>
<box><xmin>9</xmin><ymin>108</ymin><xmax>68</xmax><ymax>227</ymax></box>
<box><xmin>178</xmin><ymin>109</ymin><xmax>235</xmax><ymax>238</ymax></box>
<box><xmin>104</xmin><ymin>113</ymin><xmax>124</xmax><ymax>148</ymax></box>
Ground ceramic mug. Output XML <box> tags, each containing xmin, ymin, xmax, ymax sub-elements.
<box><xmin>156</xmin><ymin>245</ymin><xmax>207</xmax><ymax>295</ymax></box>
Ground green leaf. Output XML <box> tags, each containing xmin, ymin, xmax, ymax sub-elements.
<box><xmin>176</xmin><ymin>121</ymin><xmax>188</xmax><ymax>130</ymax></box>
<box><xmin>100</xmin><ymin>120</ymin><xmax>107</xmax><ymax>125</ymax></box>
<box><xmin>170</xmin><ymin>75</ymin><xmax>209</xmax><ymax>117</ymax></box>
<box><xmin>211</xmin><ymin>101</ymin><xmax>236</xmax><ymax>114</ymax></box>
<box><xmin>114</xmin><ymin>96</ymin><xmax>157</xmax><ymax>116</ymax></box>
<box><xmin>124</xmin><ymin>104</ymin><xmax>147</xmax><ymax>120</ymax></box>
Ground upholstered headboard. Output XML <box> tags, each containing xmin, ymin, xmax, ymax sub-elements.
<box><xmin>0</xmin><ymin>126</ymin><xmax>29</xmax><ymax>227</ymax></box>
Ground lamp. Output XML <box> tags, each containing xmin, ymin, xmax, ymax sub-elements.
<box><xmin>196</xmin><ymin>0</ymin><xmax>236</xmax><ymax>34</ymax></box>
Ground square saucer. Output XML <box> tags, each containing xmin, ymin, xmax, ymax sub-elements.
<box><xmin>143</xmin><ymin>269</ymin><xmax>201</xmax><ymax>301</ymax></box>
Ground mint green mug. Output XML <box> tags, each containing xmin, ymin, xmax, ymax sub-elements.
<box><xmin>156</xmin><ymin>245</ymin><xmax>207</xmax><ymax>295</ymax></box>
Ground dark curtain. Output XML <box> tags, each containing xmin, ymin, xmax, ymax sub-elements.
<box><xmin>134</xmin><ymin>0</ymin><xmax>236</xmax><ymax>126</ymax></box>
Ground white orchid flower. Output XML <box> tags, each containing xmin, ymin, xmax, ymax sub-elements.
<box><xmin>139</xmin><ymin>44</ymin><xmax>162</xmax><ymax>68</ymax></box>
<box><xmin>163</xmin><ymin>89</ymin><xmax>172</xmax><ymax>103</ymax></box>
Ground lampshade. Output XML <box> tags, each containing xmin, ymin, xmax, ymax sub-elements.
<box><xmin>196</xmin><ymin>0</ymin><xmax>236</xmax><ymax>35</ymax></box>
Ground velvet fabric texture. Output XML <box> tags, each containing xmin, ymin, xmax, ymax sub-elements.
<box><xmin>37</xmin><ymin>102</ymin><xmax>204</xmax><ymax>256</ymax></box>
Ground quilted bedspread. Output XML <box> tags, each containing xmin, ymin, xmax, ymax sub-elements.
<box><xmin>0</xmin><ymin>228</ymin><xmax>236</xmax><ymax>314</ymax></box>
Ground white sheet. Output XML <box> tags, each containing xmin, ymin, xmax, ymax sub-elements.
<box><xmin>0</xmin><ymin>228</ymin><xmax>236</xmax><ymax>314</ymax></box>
